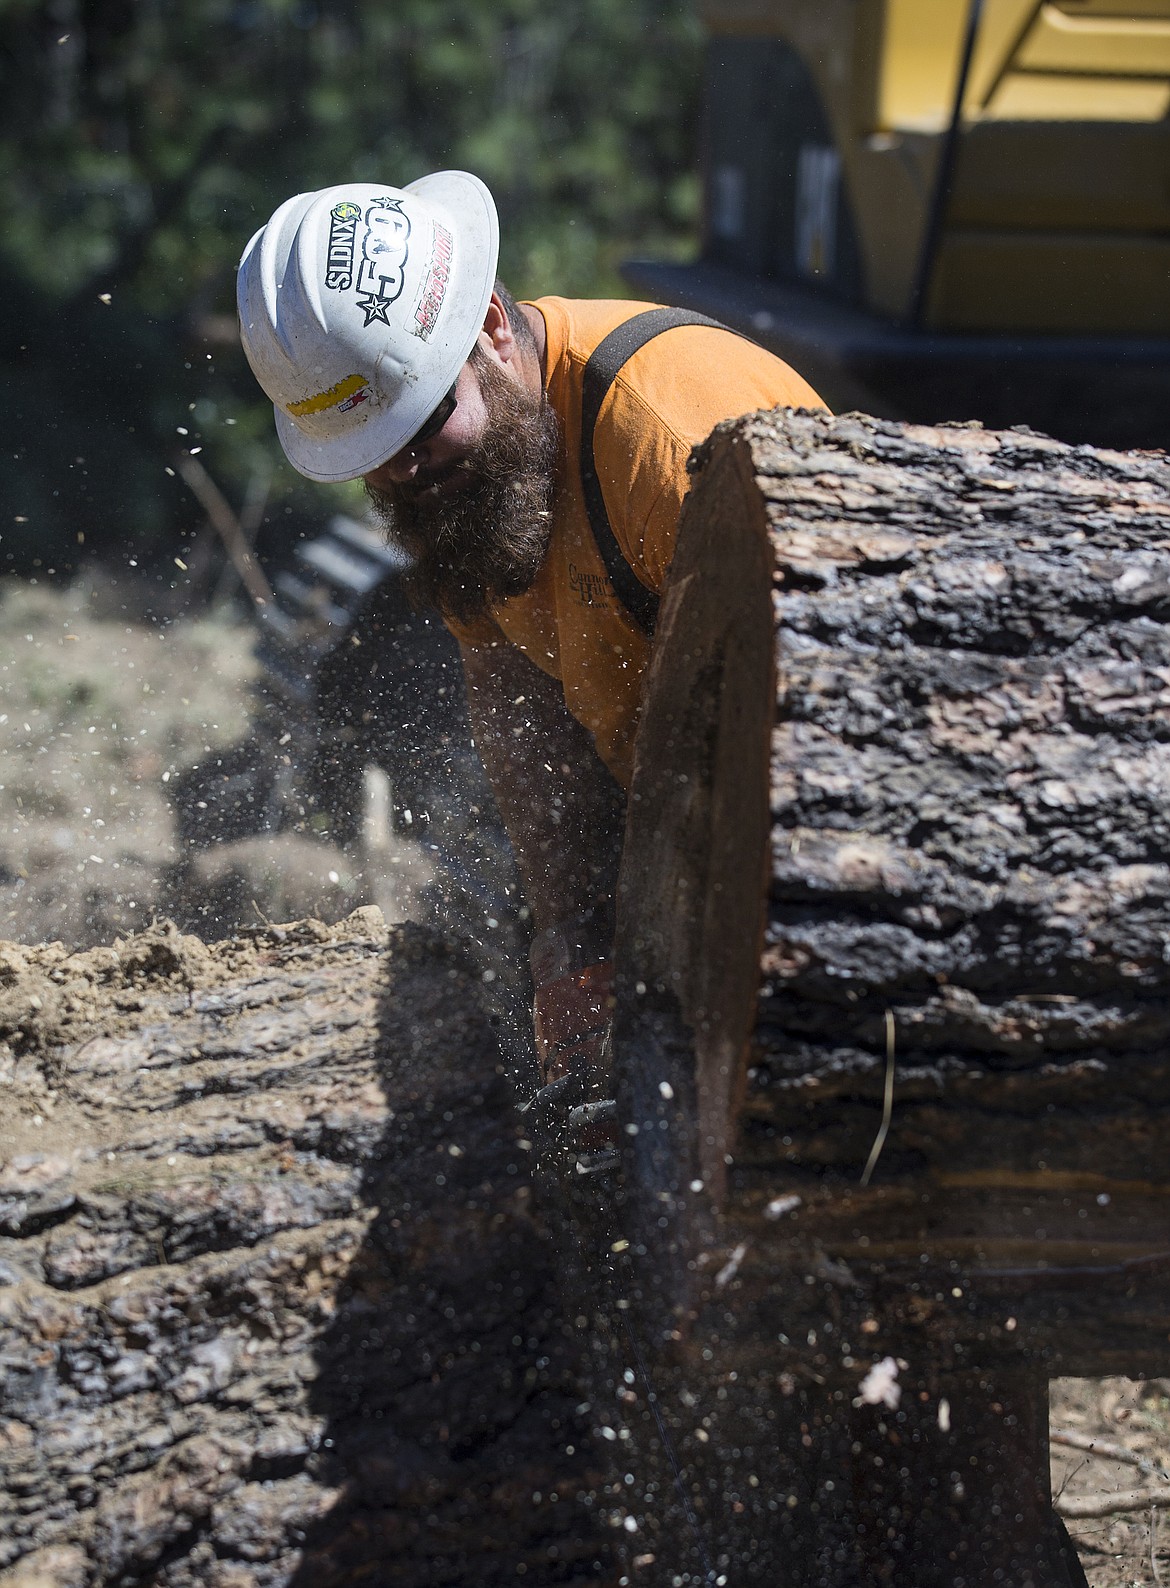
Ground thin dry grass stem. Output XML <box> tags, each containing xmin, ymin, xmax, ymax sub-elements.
<box><xmin>1056</xmin><ymin>1489</ymin><xmax>1170</xmax><ymax>1520</ymax></box>
<box><xmin>860</xmin><ymin>1009</ymin><xmax>896</xmax><ymax>1188</ymax></box>
<box><xmin>1052</xmin><ymin>1428</ymin><xmax>1170</xmax><ymax>1484</ymax></box>
<box><xmin>1152</xmin><ymin>1502</ymin><xmax>1162</xmax><ymax>1588</ymax></box>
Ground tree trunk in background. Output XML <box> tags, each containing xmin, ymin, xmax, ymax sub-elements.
<box><xmin>0</xmin><ymin>916</ymin><xmax>610</xmax><ymax>1588</ymax></box>
<box><xmin>610</xmin><ymin>409</ymin><xmax>1170</xmax><ymax>1586</ymax></box>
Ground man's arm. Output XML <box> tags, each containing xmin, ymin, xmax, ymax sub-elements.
<box><xmin>460</xmin><ymin>639</ymin><xmax>627</xmax><ymax>1092</ymax></box>
<box><xmin>459</xmin><ymin>639</ymin><xmax>625</xmax><ymax>937</ymax></box>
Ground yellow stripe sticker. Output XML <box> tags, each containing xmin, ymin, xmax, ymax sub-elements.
<box><xmin>287</xmin><ymin>373</ymin><xmax>369</xmax><ymax>417</ymax></box>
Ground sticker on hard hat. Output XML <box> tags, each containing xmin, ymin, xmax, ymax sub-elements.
<box><xmin>286</xmin><ymin>373</ymin><xmax>372</xmax><ymax>419</ymax></box>
<box><xmin>356</xmin><ymin>197</ymin><xmax>412</xmax><ymax>328</ymax></box>
<box><xmin>413</xmin><ymin>222</ymin><xmax>453</xmax><ymax>341</ymax></box>
<box><xmin>325</xmin><ymin>201</ymin><xmax>362</xmax><ymax>292</ymax></box>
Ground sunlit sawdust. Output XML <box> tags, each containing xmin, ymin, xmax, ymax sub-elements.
<box><xmin>0</xmin><ymin>577</ymin><xmax>431</xmax><ymax>950</ymax></box>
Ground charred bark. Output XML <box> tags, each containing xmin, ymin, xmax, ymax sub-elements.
<box><xmin>0</xmin><ymin>916</ymin><xmax>610</xmax><ymax>1587</ymax></box>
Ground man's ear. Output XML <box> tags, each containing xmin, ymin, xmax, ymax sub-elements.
<box><xmin>481</xmin><ymin>291</ymin><xmax>516</xmax><ymax>364</ymax></box>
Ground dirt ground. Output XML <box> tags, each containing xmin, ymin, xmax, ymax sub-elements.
<box><xmin>1</xmin><ymin>574</ymin><xmax>1167</xmax><ymax>1586</ymax></box>
<box><xmin>1052</xmin><ymin>1376</ymin><xmax>1170</xmax><ymax>1588</ymax></box>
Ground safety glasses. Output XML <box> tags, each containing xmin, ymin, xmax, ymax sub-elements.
<box><xmin>408</xmin><ymin>381</ymin><xmax>458</xmax><ymax>447</ymax></box>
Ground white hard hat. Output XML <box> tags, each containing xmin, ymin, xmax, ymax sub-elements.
<box><xmin>237</xmin><ymin>171</ymin><xmax>499</xmax><ymax>483</ymax></box>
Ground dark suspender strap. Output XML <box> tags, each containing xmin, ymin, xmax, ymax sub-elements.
<box><xmin>579</xmin><ymin>308</ymin><xmax>732</xmax><ymax>637</ymax></box>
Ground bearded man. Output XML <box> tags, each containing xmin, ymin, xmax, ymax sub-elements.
<box><xmin>238</xmin><ymin>172</ymin><xmax>825</xmax><ymax>1095</ymax></box>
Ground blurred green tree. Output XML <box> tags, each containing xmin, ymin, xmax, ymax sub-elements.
<box><xmin>0</xmin><ymin>0</ymin><xmax>701</xmax><ymax>577</ymax></box>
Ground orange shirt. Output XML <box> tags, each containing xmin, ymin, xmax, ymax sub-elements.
<box><xmin>449</xmin><ymin>297</ymin><xmax>826</xmax><ymax>788</ymax></box>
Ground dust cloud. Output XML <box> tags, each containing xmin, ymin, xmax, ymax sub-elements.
<box><xmin>0</xmin><ymin>575</ymin><xmax>429</xmax><ymax>952</ymax></box>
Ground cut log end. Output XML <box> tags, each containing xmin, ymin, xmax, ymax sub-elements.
<box><xmin>618</xmin><ymin>432</ymin><xmax>775</xmax><ymax>1200</ymax></box>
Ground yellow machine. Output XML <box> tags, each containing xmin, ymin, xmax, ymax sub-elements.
<box><xmin>625</xmin><ymin>0</ymin><xmax>1170</xmax><ymax>446</ymax></box>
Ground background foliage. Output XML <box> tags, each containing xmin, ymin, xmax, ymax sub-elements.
<box><xmin>1</xmin><ymin>0</ymin><xmax>702</xmax><ymax>576</ymax></box>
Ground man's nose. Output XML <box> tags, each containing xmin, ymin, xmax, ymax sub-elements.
<box><xmin>365</xmin><ymin>445</ymin><xmax>422</xmax><ymax>489</ymax></box>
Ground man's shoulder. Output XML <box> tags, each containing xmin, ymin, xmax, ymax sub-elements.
<box><xmin>526</xmin><ymin>296</ymin><xmax>664</xmax><ymax>369</ymax></box>
<box><xmin>530</xmin><ymin>296</ymin><xmax>823</xmax><ymax>414</ymax></box>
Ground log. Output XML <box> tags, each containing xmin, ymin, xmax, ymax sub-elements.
<box><xmin>607</xmin><ymin>409</ymin><xmax>1170</xmax><ymax>1586</ymax></box>
<box><xmin>0</xmin><ymin>915</ymin><xmax>611</xmax><ymax>1587</ymax></box>
<box><xmin>623</xmin><ymin>408</ymin><xmax>1170</xmax><ymax>1201</ymax></box>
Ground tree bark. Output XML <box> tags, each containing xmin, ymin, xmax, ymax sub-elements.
<box><xmin>609</xmin><ymin>408</ymin><xmax>1170</xmax><ymax>1585</ymax></box>
<box><xmin>622</xmin><ymin>407</ymin><xmax>1170</xmax><ymax>1196</ymax></box>
<box><xmin>0</xmin><ymin>915</ymin><xmax>610</xmax><ymax>1588</ymax></box>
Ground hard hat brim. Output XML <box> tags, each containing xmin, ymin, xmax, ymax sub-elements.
<box><xmin>274</xmin><ymin>170</ymin><xmax>500</xmax><ymax>484</ymax></box>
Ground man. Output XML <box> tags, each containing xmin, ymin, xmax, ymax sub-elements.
<box><xmin>238</xmin><ymin>171</ymin><xmax>825</xmax><ymax>1092</ymax></box>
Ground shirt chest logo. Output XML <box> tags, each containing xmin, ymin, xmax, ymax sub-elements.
<box><xmin>568</xmin><ymin>560</ymin><xmax>614</xmax><ymax>609</ymax></box>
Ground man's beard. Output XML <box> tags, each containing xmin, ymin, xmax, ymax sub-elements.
<box><xmin>365</xmin><ymin>347</ymin><xmax>560</xmax><ymax>625</ymax></box>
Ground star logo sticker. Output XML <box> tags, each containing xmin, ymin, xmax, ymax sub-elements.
<box><xmin>357</xmin><ymin>293</ymin><xmax>393</xmax><ymax>328</ymax></box>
